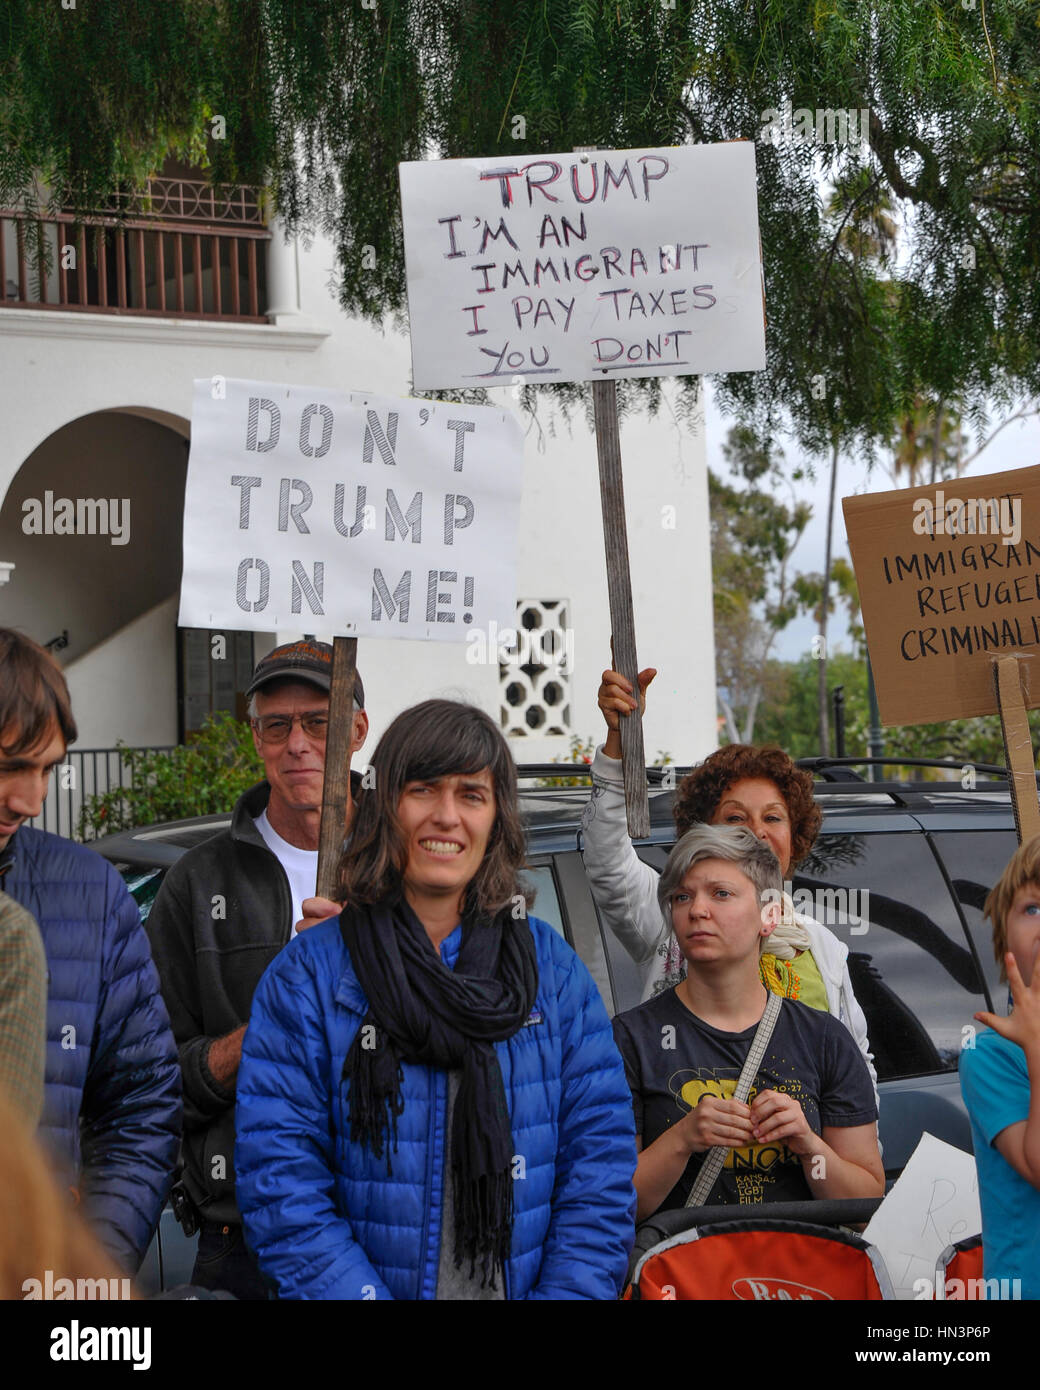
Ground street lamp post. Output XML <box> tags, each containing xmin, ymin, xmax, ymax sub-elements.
<box><xmin>866</xmin><ymin>657</ymin><xmax>884</xmax><ymax>782</ymax></box>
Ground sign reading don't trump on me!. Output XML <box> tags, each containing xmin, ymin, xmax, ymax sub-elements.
<box><xmin>399</xmin><ymin>142</ymin><xmax>766</xmax><ymax>390</ymax></box>
<box><xmin>179</xmin><ymin>377</ymin><xmax>524</xmax><ymax>640</ymax></box>
<box><xmin>843</xmin><ymin>466</ymin><xmax>1040</xmax><ymax>725</ymax></box>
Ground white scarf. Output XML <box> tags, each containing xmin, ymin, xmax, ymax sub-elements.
<box><xmin>767</xmin><ymin>891</ymin><xmax>814</xmax><ymax>960</ymax></box>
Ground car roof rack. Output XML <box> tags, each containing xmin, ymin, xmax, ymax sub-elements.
<box><xmin>794</xmin><ymin>755</ymin><xmax>1039</xmax><ymax>811</ymax></box>
<box><xmin>796</xmin><ymin>755</ymin><xmax>1023</xmax><ymax>782</ymax></box>
<box><xmin>516</xmin><ymin>756</ymin><xmax>1035</xmax><ymax>819</ymax></box>
<box><xmin>518</xmin><ymin>757</ymin><xmax>1028</xmax><ymax>787</ymax></box>
<box><xmin>514</xmin><ymin>763</ymin><xmax>689</xmax><ymax>787</ymax></box>
<box><xmin>515</xmin><ymin>761</ymin><xmax>928</xmax><ymax>820</ymax></box>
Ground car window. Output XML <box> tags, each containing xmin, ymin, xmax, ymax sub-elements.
<box><xmin>582</xmin><ymin>847</ymin><xmax>668</xmax><ymax>1016</ymax></box>
<box><xmin>606</xmin><ymin>832</ymin><xmax>988</xmax><ymax>1076</ymax></box>
<box><xmin>525</xmin><ymin>862</ymin><xmax>566</xmax><ymax>939</ymax></box>
<box><xmin>596</xmin><ymin>908</ymin><xmax>649</xmax><ymax>1017</ymax></box>
<box><xmin>795</xmin><ymin>831</ymin><xmax>987</xmax><ymax>1082</ymax></box>
<box><xmin>119</xmin><ymin>867</ymin><xmax>165</xmax><ymax>923</ymax></box>
<box><xmin>930</xmin><ymin>829</ymin><xmax>1019</xmax><ymax>1018</ymax></box>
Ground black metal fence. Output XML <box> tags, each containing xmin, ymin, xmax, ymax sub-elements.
<box><xmin>29</xmin><ymin>746</ymin><xmax>175</xmax><ymax>841</ymax></box>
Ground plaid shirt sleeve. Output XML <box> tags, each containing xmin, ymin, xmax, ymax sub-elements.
<box><xmin>0</xmin><ymin>891</ymin><xmax>47</xmax><ymax>1127</ymax></box>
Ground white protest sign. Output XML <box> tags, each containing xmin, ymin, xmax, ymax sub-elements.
<box><xmin>862</xmin><ymin>1133</ymin><xmax>981</xmax><ymax>1300</ymax></box>
<box><xmin>178</xmin><ymin>378</ymin><xmax>524</xmax><ymax>639</ymax></box>
<box><xmin>399</xmin><ymin>142</ymin><xmax>766</xmax><ymax>390</ymax></box>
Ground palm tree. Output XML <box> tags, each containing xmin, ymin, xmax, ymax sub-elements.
<box><xmin>890</xmin><ymin>394</ymin><xmax>968</xmax><ymax>488</ymax></box>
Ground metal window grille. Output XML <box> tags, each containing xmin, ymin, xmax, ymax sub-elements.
<box><xmin>499</xmin><ymin>599</ymin><xmax>573</xmax><ymax>738</ymax></box>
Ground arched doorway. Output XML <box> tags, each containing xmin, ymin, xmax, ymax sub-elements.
<box><xmin>0</xmin><ymin>407</ymin><xmax>192</xmax><ymax>747</ymax></box>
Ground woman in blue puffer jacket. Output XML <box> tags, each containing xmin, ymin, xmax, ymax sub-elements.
<box><xmin>235</xmin><ymin>699</ymin><xmax>637</xmax><ymax>1300</ymax></box>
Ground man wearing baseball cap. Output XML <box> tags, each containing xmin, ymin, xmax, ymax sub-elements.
<box><xmin>147</xmin><ymin>638</ymin><xmax>368</xmax><ymax>1299</ymax></box>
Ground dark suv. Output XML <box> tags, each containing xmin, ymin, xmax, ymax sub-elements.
<box><xmin>95</xmin><ymin>757</ymin><xmax>1018</xmax><ymax>1290</ymax></box>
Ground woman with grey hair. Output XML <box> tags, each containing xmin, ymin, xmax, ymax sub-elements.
<box><xmin>612</xmin><ymin>825</ymin><xmax>883</xmax><ymax>1221</ymax></box>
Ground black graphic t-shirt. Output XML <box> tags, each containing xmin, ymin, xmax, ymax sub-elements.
<box><xmin>612</xmin><ymin>990</ymin><xmax>877</xmax><ymax>1210</ymax></box>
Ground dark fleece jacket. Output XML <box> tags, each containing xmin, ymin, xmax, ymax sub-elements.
<box><xmin>146</xmin><ymin>778</ymin><xmax>356</xmax><ymax>1227</ymax></box>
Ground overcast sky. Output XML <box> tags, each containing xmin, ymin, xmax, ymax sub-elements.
<box><xmin>703</xmin><ymin>383</ymin><xmax>1040</xmax><ymax>664</ymax></box>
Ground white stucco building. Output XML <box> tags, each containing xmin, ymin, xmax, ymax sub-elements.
<box><xmin>0</xmin><ymin>170</ymin><xmax>715</xmax><ymax>823</ymax></box>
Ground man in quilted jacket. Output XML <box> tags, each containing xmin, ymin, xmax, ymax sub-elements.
<box><xmin>0</xmin><ymin>628</ymin><xmax>181</xmax><ymax>1273</ymax></box>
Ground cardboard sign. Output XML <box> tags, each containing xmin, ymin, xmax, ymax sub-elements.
<box><xmin>862</xmin><ymin>1133</ymin><xmax>980</xmax><ymax>1301</ymax></box>
<box><xmin>843</xmin><ymin>466</ymin><xmax>1040</xmax><ymax>724</ymax></box>
<box><xmin>399</xmin><ymin>142</ymin><xmax>766</xmax><ymax>390</ymax></box>
<box><xmin>179</xmin><ymin>377</ymin><xmax>524</xmax><ymax>639</ymax></box>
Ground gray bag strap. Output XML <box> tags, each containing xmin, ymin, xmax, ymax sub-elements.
<box><xmin>684</xmin><ymin>990</ymin><xmax>783</xmax><ymax>1209</ymax></box>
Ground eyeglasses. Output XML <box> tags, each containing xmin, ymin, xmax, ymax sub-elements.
<box><xmin>252</xmin><ymin>713</ymin><xmax>330</xmax><ymax>744</ymax></box>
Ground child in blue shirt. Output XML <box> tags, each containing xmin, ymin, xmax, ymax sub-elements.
<box><xmin>959</xmin><ymin>835</ymin><xmax>1040</xmax><ymax>1299</ymax></box>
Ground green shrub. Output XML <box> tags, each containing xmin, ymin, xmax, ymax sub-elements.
<box><xmin>535</xmin><ymin>736</ymin><xmax>673</xmax><ymax>788</ymax></box>
<box><xmin>535</xmin><ymin>734</ymin><xmax>598</xmax><ymax>788</ymax></box>
<box><xmin>78</xmin><ymin>712</ymin><xmax>262</xmax><ymax>840</ymax></box>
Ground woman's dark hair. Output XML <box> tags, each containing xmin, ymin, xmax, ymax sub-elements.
<box><xmin>672</xmin><ymin>743</ymin><xmax>821</xmax><ymax>868</ymax></box>
<box><xmin>337</xmin><ymin>699</ymin><xmax>529</xmax><ymax>916</ymax></box>
<box><xmin>0</xmin><ymin>628</ymin><xmax>78</xmax><ymax>755</ymax></box>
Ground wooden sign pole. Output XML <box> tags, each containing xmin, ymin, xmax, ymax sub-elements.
<box><xmin>570</xmin><ymin>143</ymin><xmax>650</xmax><ymax>838</ymax></box>
<box><xmin>316</xmin><ymin>635</ymin><xmax>359</xmax><ymax>898</ymax></box>
<box><xmin>593</xmin><ymin>378</ymin><xmax>651</xmax><ymax>838</ymax></box>
<box><xmin>993</xmin><ymin>654</ymin><xmax>1040</xmax><ymax>846</ymax></box>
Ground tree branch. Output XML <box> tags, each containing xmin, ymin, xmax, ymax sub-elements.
<box><xmin>807</xmin><ymin>172</ymin><xmax>884</xmax><ymax>343</ymax></box>
<box><xmin>867</xmin><ymin>111</ymin><xmax>944</xmax><ymax>206</ymax></box>
<box><xmin>958</xmin><ymin>402</ymin><xmax>1040</xmax><ymax>473</ymax></box>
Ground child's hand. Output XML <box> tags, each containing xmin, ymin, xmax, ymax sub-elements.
<box><xmin>975</xmin><ymin>952</ymin><xmax>1040</xmax><ymax>1056</ymax></box>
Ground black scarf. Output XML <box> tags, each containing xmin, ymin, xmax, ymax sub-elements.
<box><xmin>340</xmin><ymin>894</ymin><xmax>538</xmax><ymax>1287</ymax></box>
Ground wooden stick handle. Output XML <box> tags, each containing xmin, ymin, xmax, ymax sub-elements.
<box><xmin>316</xmin><ymin>636</ymin><xmax>358</xmax><ymax>898</ymax></box>
<box><xmin>593</xmin><ymin>378</ymin><xmax>650</xmax><ymax>839</ymax></box>
<box><xmin>994</xmin><ymin>655</ymin><xmax>1040</xmax><ymax>846</ymax></box>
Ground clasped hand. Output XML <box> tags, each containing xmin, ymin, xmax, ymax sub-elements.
<box><xmin>682</xmin><ymin>1089</ymin><xmax>814</xmax><ymax>1155</ymax></box>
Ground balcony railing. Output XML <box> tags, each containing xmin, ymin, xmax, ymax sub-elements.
<box><xmin>28</xmin><ymin>746</ymin><xmax>176</xmax><ymax>841</ymax></box>
<box><xmin>97</xmin><ymin>176</ymin><xmax>267</xmax><ymax>226</ymax></box>
<box><xmin>1</xmin><ymin>177</ymin><xmax>270</xmax><ymax>322</ymax></box>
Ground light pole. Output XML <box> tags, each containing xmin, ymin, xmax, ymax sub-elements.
<box><xmin>866</xmin><ymin>657</ymin><xmax>884</xmax><ymax>782</ymax></box>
